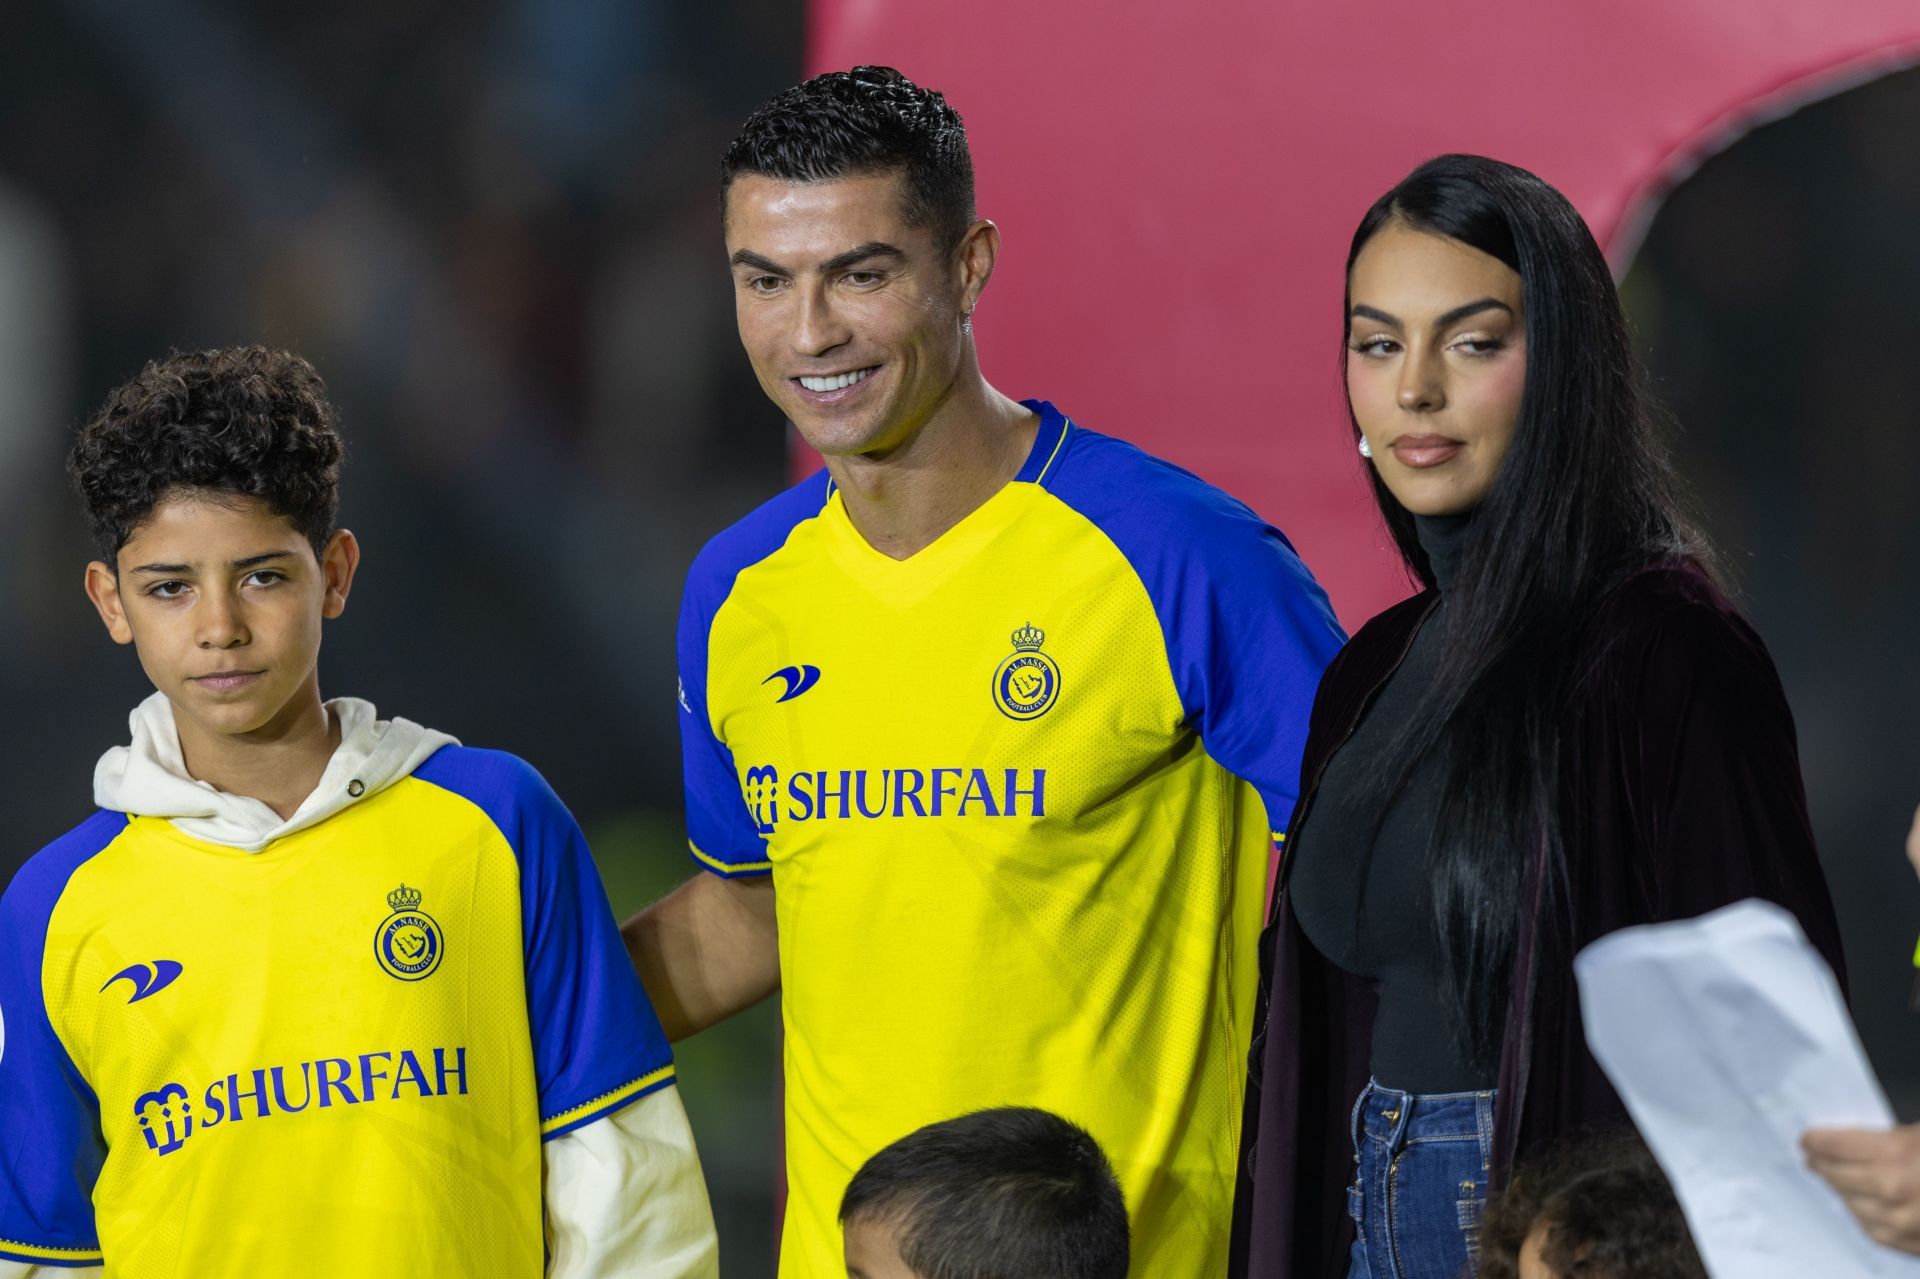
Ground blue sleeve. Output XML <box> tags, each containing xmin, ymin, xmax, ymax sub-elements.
<box><xmin>676</xmin><ymin>472</ymin><xmax>831</xmax><ymax>878</ymax></box>
<box><xmin>414</xmin><ymin>750</ymin><xmax>675</xmax><ymax>1141</ymax></box>
<box><xmin>1046</xmin><ymin>429</ymin><xmax>1347</xmax><ymax>837</ymax></box>
<box><xmin>677</xmin><ymin>571</ymin><xmax>772</xmax><ymax>879</ymax></box>
<box><xmin>0</xmin><ymin>814</ymin><xmax>122</xmax><ymax>1268</ymax></box>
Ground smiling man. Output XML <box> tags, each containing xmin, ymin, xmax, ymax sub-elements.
<box><xmin>622</xmin><ymin>67</ymin><xmax>1346</xmax><ymax>1276</ymax></box>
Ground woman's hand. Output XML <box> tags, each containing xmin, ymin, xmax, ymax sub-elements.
<box><xmin>1804</xmin><ymin>1125</ymin><xmax>1920</xmax><ymax>1254</ymax></box>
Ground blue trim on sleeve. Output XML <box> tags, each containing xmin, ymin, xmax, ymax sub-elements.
<box><xmin>1035</xmin><ymin>415</ymin><xmax>1346</xmax><ymax>832</ymax></box>
<box><xmin>0</xmin><ymin>810</ymin><xmax>126</xmax><ymax>1258</ymax></box>
<box><xmin>538</xmin><ymin>1064</ymin><xmax>678</xmax><ymax>1141</ymax></box>
<box><xmin>411</xmin><ymin>748</ymin><xmax>677</xmax><ymax>1134</ymax></box>
<box><xmin>0</xmin><ymin>1245</ymin><xmax>105</xmax><ymax>1267</ymax></box>
<box><xmin>678</xmin><ymin>471</ymin><xmax>834</xmax><ymax>875</ymax></box>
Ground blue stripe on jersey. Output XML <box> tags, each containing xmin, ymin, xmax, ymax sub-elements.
<box><xmin>0</xmin><ymin>810</ymin><xmax>126</xmax><ymax>1257</ymax></box>
<box><xmin>413</xmin><ymin>747</ymin><xmax>675</xmax><ymax>1137</ymax></box>
<box><xmin>677</xmin><ymin>470</ymin><xmax>834</xmax><ymax>875</ymax></box>
<box><xmin>1038</xmin><ymin>415</ymin><xmax>1347</xmax><ymax>833</ymax></box>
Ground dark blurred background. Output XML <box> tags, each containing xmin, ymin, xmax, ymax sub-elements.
<box><xmin>0</xmin><ymin>6</ymin><xmax>1915</xmax><ymax>1274</ymax></box>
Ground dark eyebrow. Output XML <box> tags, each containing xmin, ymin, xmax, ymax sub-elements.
<box><xmin>729</xmin><ymin>242</ymin><xmax>905</xmax><ymax>276</ymax></box>
<box><xmin>128</xmin><ymin>550</ymin><xmax>295</xmax><ymax>575</ymax></box>
<box><xmin>819</xmin><ymin>242</ymin><xmax>903</xmax><ymax>274</ymax></box>
<box><xmin>1348</xmin><ymin>298</ymin><xmax>1514</xmax><ymax>329</ymax></box>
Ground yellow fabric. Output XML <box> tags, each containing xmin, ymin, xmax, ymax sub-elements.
<box><xmin>707</xmin><ymin>484</ymin><xmax>1268</xmax><ymax>1277</ymax></box>
<box><xmin>40</xmin><ymin>781</ymin><xmax>543</xmax><ymax>1277</ymax></box>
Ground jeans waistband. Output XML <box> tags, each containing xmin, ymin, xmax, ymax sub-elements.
<box><xmin>1350</xmin><ymin>1078</ymin><xmax>1497</xmax><ymax>1158</ymax></box>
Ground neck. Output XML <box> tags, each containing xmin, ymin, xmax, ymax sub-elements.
<box><xmin>825</xmin><ymin>363</ymin><xmax>1038</xmax><ymax>560</ymax></box>
<box><xmin>173</xmin><ymin>675</ymin><xmax>341</xmax><ymax>821</ymax></box>
<box><xmin>1414</xmin><ymin>508</ymin><xmax>1478</xmax><ymax>593</ymax></box>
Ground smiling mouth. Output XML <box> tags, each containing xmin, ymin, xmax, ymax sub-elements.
<box><xmin>794</xmin><ymin>367</ymin><xmax>877</xmax><ymax>393</ymax></box>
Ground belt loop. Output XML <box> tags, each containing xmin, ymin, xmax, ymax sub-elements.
<box><xmin>1350</xmin><ymin>1079</ymin><xmax>1374</xmax><ymax>1155</ymax></box>
<box><xmin>1385</xmin><ymin>1087</ymin><xmax>1414</xmax><ymax>1154</ymax></box>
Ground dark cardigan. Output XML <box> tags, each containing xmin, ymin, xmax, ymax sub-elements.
<box><xmin>1229</xmin><ymin>558</ymin><xmax>1848</xmax><ymax>1278</ymax></box>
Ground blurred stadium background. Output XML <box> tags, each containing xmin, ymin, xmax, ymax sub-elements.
<box><xmin>2</xmin><ymin>4</ymin><xmax>1917</xmax><ymax>1274</ymax></box>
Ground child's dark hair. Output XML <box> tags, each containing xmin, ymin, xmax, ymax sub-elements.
<box><xmin>1479</xmin><ymin>1126</ymin><xmax>1706</xmax><ymax>1279</ymax></box>
<box><xmin>69</xmin><ymin>346</ymin><xmax>345</xmax><ymax>561</ymax></box>
<box><xmin>840</xmin><ymin>1106</ymin><xmax>1129</xmax><ymax>1279</ymax></box>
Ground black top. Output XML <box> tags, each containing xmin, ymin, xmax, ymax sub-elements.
<box><xmin>1288</xmin><ymin>511</ymin><xmax>1494</xmax><ymax>1092</ymax></box>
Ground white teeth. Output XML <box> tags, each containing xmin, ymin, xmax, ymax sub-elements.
<box><xmin>799</xmin><ymin>367</ymin><xmax>876</xmax><ymax>393</ymax></box>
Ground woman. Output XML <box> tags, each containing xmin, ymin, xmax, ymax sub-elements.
<box><xmin>1229</xmin><ymin>154</ymin><xmax>1846</xmax><ymax>1279</ymax></box>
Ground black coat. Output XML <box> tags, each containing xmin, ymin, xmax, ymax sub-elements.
<box><xmin>1230</xmin><ymin>558</ymin><xmax>1848</xmax><ymax>1278</ymax></box>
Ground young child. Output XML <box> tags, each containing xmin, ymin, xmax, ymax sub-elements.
<box><xmin>0</xmin><ymin>347</ymin><xmax>719</xmax><ymax>1277</ymax></box>
<box><xmin>1478</xmin><ymin>1127</ymin><xmax>1706</xmax><ymax>1279</ymax></box>
<box><xmin>840</xmin><ymin>1107</ymin><xmax>1129</xmax><ymax>1279</ymax></box>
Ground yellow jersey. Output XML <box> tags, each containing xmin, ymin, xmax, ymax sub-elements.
<box><xmin>0</xmin><ymin>747</ymin><xmax>675</xmax><ymax>1276</ymax></box>
<box><xmin>677</xmin><ymin>402</ymin><xmax>1343</xmax><ymax>1275</ymax></box>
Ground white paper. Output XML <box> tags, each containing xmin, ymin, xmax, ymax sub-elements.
<box><xmin>1575</xmin><ymin>898</ymin><xmax>1920</xmax><ymax>1278</ymax></box>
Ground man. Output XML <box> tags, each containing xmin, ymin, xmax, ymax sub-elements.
<box><xmin>625</xmin><ymin>66</ymin><xmax>1344</xmax><ymax>1275</ymax></box>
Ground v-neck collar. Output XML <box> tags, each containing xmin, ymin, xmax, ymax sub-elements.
<box><xmin>817</xmin><ymin>401</ymin><xmax>1072</xmax><ymax>597</ymax></box>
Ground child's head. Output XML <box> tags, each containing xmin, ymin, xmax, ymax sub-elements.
<box><xmin>840</xmin><ymin>1107</ymin><xmax>1129</xmax><ymax>1279</ymax></box>
<box><xmin>1480</xmin><ymin>1127</ymin><xmax>1705</xmax><ymax>1279</ymax></box>
<box><xmin>70</xmin><ymin>346</ymin><xmax>357</xmax><ymax>742</ymax></box>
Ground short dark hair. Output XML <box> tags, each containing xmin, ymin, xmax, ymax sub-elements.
<box><xmin>721</xmin><ymin>65</ymin><xmax>976</xmax><ymax>253</ymax></box>
<box><xmin>1479</xmin><ymin>1127</ymin><xmax>1706</xmax><ymax>1279</ymax></box>
<box><xmin>69</xmin><ymin>346</ymin><xmax>345</xmax><ymax>561</ymax></box>
<box><xmin>841</xmin><ymin>1107</ymin><xmax>1129</xmax><ymax>1279</ymax></box>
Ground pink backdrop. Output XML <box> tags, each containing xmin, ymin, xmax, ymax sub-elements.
<box><xmin>804</xmin><ymin>3</ymin><xmax>1920</xmax><ymax>627</ymax></box>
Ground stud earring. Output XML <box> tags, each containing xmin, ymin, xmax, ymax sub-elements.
<box><xmin>1358</xmin><ymin>437</ymin><xmax>1373</xmax><ymax>459</ymax></box>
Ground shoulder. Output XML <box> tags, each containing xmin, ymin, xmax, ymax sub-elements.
<box><xmin>1044</xmin><ymin>422</ymin><xmax>1327</xmax><ymax>598</ymax></box>
<box><xmin>1047</xmin><ymin>425</ymin><xmax>1274</xmax><ymax>547</ymax></box>
<box><xmin>1585</xmin><ymin>558</ymin><xmax>1767</xmax><ymax>676</ymax></box>
<box><xmin>411</xmin><ymin>746</ymin><xmax>571</xmax><ymax>843</ymax></box>
<box><xmin>1322</xmin><ymin>590</ymin><xmax>1434</xmax><ymax>686</ymax></box>
<box><xmin>1574</xmin><ymin>558</ymin><xmax>1784</xmax><ymax>714</ymax></box>
<box><xmin>684</xmin><ymin>470</ymin><xmax>834</xmax><ymax>609</ymax></box>
<box><xmin>2</xmin><ymin>809</ymin><xmax>131</xmax><ymax>930</ymax></box>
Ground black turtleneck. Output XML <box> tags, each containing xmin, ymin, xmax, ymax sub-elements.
<box><xmin>1288</xmin><ymin>511</ymin><xmax>1496</xmax><ymax>1093</ymax></box>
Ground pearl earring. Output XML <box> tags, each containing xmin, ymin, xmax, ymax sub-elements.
<box><xmin>1358</xmin><ymin>437</ymin><xmax>1373</xmax><ymax>459</ymax></box>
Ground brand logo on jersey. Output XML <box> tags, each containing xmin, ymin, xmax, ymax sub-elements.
<box><xmin>992</xmin><ymin>624</ymin><xmax>1061</xmax><ymax>720</ymax></box>
<box><xmin>763</xmin><ymin>665</ymin><xmax>822</xmax><ymax>702</ymax></box>
<box><xmin>135</xmin><ymin>1082</ymin><xmax>194</xmax><ymax>1156</ymax></box>
<box><xmin>101</xmin><ymin>959</ymin><xmax>184</xmax><ymax>1004</ymax></box>
<box><xmin>742</xmin><ymin>765</ymin><xmax>1047</xmax><ymax>828</ymax></box>
<box><xmin>133</xmin><ymin>1046</ymin><xmax>469</xmax><ymax>1159</ymax></box>
<box><xmin>374</xmin><ymin>884</ymin><xmax>444</xmax><ymax>982</ymax></box>
<box><xmin>745</xmin><ymin>764</ymin><xmax>782</xmax><ymax>834</ymax></box>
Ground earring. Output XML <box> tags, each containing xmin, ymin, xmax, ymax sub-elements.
<box><xmin>1357</xmin><ymin>437</ymin><xmax>1373</xmax><ymax>459</ymax></box>
<box><xmin>962</xmin><ymin>310</ymin><xmax>974</xmax><ymax>335</ymax></box>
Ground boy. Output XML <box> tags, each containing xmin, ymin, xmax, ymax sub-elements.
<box><xmin>0</xmin><ymin>347</ymin><xmax>718</xmax><ymax>1276</ymax></box>
<box><xmin>840</xmin><ymin>1107</ymin><xmax>1129</xmax><ymax>1279</ymax></box>
<box><xmin>1478</xmin><ymin>1128</ymin><xmax>1706</xmax><ymax>1279</ymax></box>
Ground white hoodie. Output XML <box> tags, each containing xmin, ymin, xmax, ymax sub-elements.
<box><xmin>2</xmin><ymin>694</ymin><xmax>719</xmax><ymax>1279</ymax></box>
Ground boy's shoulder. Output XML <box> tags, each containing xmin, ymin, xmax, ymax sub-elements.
<box><xmin>2</xmin><ymin>809</ymin><xmax>132</xmax><ymax>929</ymax></box>
<box><xmin>409</xmin><ymin>745</ymin><xmax>580</xmax><ymax>852</ymax></box>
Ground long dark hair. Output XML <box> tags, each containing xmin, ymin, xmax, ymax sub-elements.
<box><xmin>1345</xmin><ymin>154</ymin><xmax>1710</xmax><ymax>1063</ymax></box>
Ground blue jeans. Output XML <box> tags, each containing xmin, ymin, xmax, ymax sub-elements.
<box><xmin>1344</xmin><ymin>1080</ymin><xmax>1496</xmax><ymax>1279</ymax></box>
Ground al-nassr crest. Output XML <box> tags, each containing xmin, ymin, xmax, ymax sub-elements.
<box><xmin>374</xmin><ymin>883</ymin><xmax>444</xmax><ymax>982</ymax></box>
<box><xmin>991</xmin><ymin>623</ymin><xmax>1061</xmax><ymax>721</ymax></box>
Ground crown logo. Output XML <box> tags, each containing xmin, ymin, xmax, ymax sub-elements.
<box><xmin>387</xmin><ymin>883</ymin><xmax>423</xmax><ymax>913</ymax></box>
<box><xmin>1010</xmin><ymin>623</ymin><xmax>1045</xmax><ymax>652</ymax></box>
